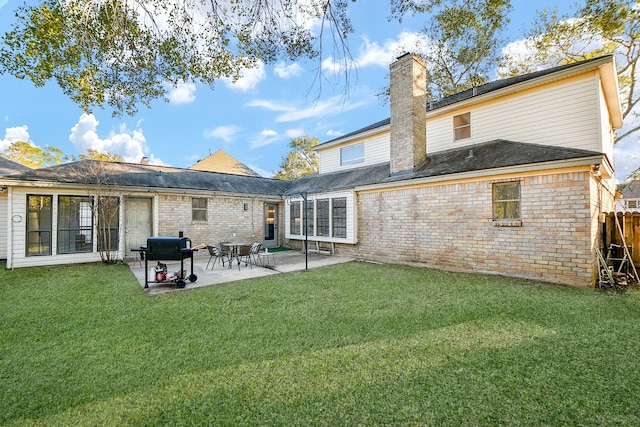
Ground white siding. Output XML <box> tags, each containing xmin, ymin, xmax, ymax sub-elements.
<box><xmin>0</xmin><ymin>193</ymin><xmax>7</xmax><ymax>259</ymax></box>
<box><xmin>427</xmin><ymin>74</ymin><xmax>604</xmax><ymax>154</ymax></box>
<box><xmin>319</xmin><ymin>133</ymin><xmax>390</xmax><ymax>174</ymax></box>
<box><xmin>318</xmin><ymin>72</ymin><xmax>614</xmax><ymax>175</ymax></box>
<box><xmin>597</xmin><ymin>76</ymin><xmax>616</xmax><ymax>164</ymax></box>
<box><xmin>7</xmin><ymin>187</ymin><xmax>106</xmax><ymax>269</ymax></box>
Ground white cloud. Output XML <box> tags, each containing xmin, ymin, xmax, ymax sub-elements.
<box><xmin>166</xmin><ymin>80</ymin><xmax>196</xmax><ymax>104</ymax></box>
<box><xmin>223</xmin><ymin>61</ymin><xmax>266</xmax><ymax>92</ymax></box>
<box><xmin>274</xmin><ymin>61</ymin><xmax>303</xmax><ymax>79</ymax></box>
<box><xmin>250</xmin><ymin>129</ymin><xmax>280</xmax><ymax>149</ymax></box>
<box><xmin>322</xmin><ymin>31</ymin><xmax>429</xmax><ymax>74</ymax></box>
<box><xmin>69</xmin><ymin>113</ymin><xmax>150</xmax><ymax>164</ymax></box>
<box><xmin>285</xmin><ymin>128</ymin><xmax>304</xmax><ymax>138</ymax></box>
<box><xmin>326</xmin><ymin>129</ymin><xmax>343</xmax><ymax>137</ymax></box>
<box><xmin>0</xmin><ymin>125</ymin><xmax>31</xmax><ymax>151</ymax></box>
<box><xmin>202</xmin><ymin>125</ymin><xmax>241</xmax><ymax>143</ymax></box>
<box><xmin>247</xmin><ymin>95</ymin><xmax>371</xmax><ymax>122</ymax></box>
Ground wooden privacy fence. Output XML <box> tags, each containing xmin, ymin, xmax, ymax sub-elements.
<box><xmin>603</xmin><ymin>212</ymin><xmax>640</xmax><ymax>267</ymax></box>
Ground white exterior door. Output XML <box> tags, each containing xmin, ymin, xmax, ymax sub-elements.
<box><xmin>125</xmin><ymin>197</ymin><xmax>152</xmax><ymax>256</ymax></box>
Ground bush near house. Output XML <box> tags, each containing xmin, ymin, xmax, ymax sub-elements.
<box><xmin>1</xmin><ymin>262</ymin><xmax>639</xmax><ymax>425</ymax></box>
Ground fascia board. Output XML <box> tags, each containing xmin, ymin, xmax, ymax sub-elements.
<box><xmin>355</xmin><ymin>155</ymin><xmax>605</xmax><ymax>193</ymax></box>
<box><xmin>426</xmin><ymin>56</ymin><xmax>615</xmax><ymax>118</ymax></box>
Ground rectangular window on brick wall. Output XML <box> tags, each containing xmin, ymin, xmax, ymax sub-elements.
<box><xmin>192</xmin><ymin>197</ymin><xmax>207</xmax><ymax>222</ymax></box>
<box><xmin>493</xmin><ymin>182</ymin><xmax>521</xmax><ymax>222</ymax></box>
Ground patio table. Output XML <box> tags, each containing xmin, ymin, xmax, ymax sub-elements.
<box><xmin>222</xmin><ymin>243</ymin><xmax>249</xmax><ymax>269</ymax></box>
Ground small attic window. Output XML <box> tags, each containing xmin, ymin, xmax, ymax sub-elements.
<box><xmin>454</xmin><ymin>112</ymin><xmax>471</xmax><ymax>140</ymax></box>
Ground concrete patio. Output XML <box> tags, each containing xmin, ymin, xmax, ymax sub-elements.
<box><xmin>128</xmin><ymin>249</ymin><xmax>353</xmax><ymax>295</ymax></box>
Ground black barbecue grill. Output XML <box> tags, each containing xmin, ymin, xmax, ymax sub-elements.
<box><xmin>141</xmin><ymin>236</ymin><xmax>198</xmax><ymax>288</ymax></box>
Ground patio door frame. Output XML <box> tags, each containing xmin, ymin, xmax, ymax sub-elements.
<box><xmin>263</xmin><ymin>203</ymin><xmax>279</xmax><ymax>248</ymax></box>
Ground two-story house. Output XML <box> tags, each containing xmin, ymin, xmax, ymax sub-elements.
<box><xmin>0</xmin><ymin>53</ymin><xmax>622</xmax><ymax>286</ymax></box>
<box><xmin>283</xmin><ymin>53</ymin><xmax>621</xmax><ymax>286</ymax></box>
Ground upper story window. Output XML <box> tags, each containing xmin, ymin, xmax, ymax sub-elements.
<box><xmin>340</xmin><ymin>143</ymin><xmax>364</xmax><ymax>166</ymax></box>
<box><xmin>192</xmin><ymin>198</ymin><xmax>207</xmax><ymax>222</ymax></box>
<box><xmin>454</xmin><ymin>112</ymin><xmax>471</xmax><ymax>140</ymax></box>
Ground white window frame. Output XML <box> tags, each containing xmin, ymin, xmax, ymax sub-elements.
<box><xmin>285</xmin><ymin>191</ymin><xmax>357</xmax><ymax>244</ymax></box>
<box><xmin>340</xmin><ymin>143</ymin><xmax>364</xmax><ymax>166</ymax></box>
<box><xmin>453</xmin><ymin>112</ymin><xmax>471</xmax><ymax>141</ymax></box>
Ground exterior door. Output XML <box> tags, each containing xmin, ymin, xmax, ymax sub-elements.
<box><xmin>125</xmin><ymin>197</ymin><xmax>152</xmax><ymax>256</ymax></box>
<box><xmin>263</xmin><ymin>203</ymin><xmax>278</xmax><ymax>248</ymax></box>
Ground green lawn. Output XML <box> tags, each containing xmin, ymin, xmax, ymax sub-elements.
<box><xmin>1</xmin><ymin>261</ymin><xmax>639</xmax><ymax>426</ymax></box>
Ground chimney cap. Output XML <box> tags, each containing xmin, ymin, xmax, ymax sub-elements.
<box><xmin>140</xmin><ymin>156</ymin><xmax>149</xmax><ymax>165</ymax></box>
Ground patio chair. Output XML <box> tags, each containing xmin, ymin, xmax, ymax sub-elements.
<box><xmin>245</xmin><ymin>242</ymin><xmax>262</xmax><ymax>266</ymax></box>
<box><xmin>206</xmin><ymin>245</ymin><xmax>228</xmax><ymax>269</ymax></box>
<box><xmin>219</xmin><ymin>242</ymin><xmax>232</xmax><ymax>268</ymax></box>
<box><xmin>236</xmin><ymin>244</ymin><xmax>253</xmax><ymax>270</ymax></box>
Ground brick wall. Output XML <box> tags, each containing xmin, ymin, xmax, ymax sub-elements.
<box><xmin>389</xmin><ymin>53</ymin><xmax>427</xmax><ymax>175</ymax></box>
<box><xmin>337</xmin><ymin>170</ymin><xmax>602</xmax><ymax>287</ymax></box>
<box><xmin>156</xmin><ymin>194</ymin><xmax>279</xmax><ymax>258</ymax></box>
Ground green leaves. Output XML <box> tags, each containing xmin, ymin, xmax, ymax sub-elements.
<box><xmin>273</xmin><ymin>135</ymin><xmax>320</xmax><ymax>180</ymax></box>
<box><xmin>1</xmin><ymin>0</ymin><xmax>352</xmax><ymax>116</ymax></box>
<box><xmin>499</xmin><ymin>0</ymin><xmax>638</xmax><ymax>144</ymax></box>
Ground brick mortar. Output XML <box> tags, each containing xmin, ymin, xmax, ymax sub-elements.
<box><xmin>337</xmin><ymin>171</ymin><xmax>606</xmax><ymax>287</ymax></box>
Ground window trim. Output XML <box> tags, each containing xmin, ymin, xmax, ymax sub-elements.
<box><xmin>192</xmin><ymin>197</ymin><xmax>208</xmax><ymax>222</ymax></box>
<box><xmin>286</xmin><ymin>192</ymin><xmax>355</xmax><ymax>243</ymax></box>
<box><xmin>492</xmin><ymin>181</ymin><xmax>522</xmax><ymax>227</ymax></box>
<box><xmin>57</xmin><ymin>195</ymin><xmax>93</xmax><ymax>254</ymax></box>
<box><xmin>340</xmin><ymin>143</ymin><xmax>364</xmax><ymax>166</ymax></box>
<box><xmin>96</xmin><ymin>196</ymin><xmax>120</xmax><ymax>252</ymax></box>
<box><xmin>453</xmin><ymin>112</ymin><xmax>471</xmax><ymax>141</ymax></box>
<box><xmin>26</xmin><ymin>194</ymin><xmax>53</xmax><ymax>256</ymax></box>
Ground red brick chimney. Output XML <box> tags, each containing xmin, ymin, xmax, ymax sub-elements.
<box><xmin>389</xmin><ymin>53</ymin><xmax>427</xmax><ymax>176</ymax></box>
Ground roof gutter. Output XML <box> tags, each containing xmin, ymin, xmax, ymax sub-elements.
<box><xmin>314</xmin><ymin>123</ymin><xmax>390</xmax><ymax>152</ymax></box>
<box><xmin>0</xmin><ymin>179</ymin><xmax>285</xmax><ymax>200</ymax></box>
<box><xmin>426</xmin><ymin>56</ymin><xmax>616</xmax><ymax>118</ymax></box>
<box><xmin>355</xmin><ymin>154</ymin><xmax>607</xmax><ymax>193</ymax></box>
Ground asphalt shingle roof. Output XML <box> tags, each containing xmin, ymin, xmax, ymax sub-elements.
<box><xmin>188</xmin><ymin>149</ymin><xmax>260</xmax><ymax>177</ymax></box>
<box><xmin>286</xmin><ymin>140</ymin><xmax>601</xmax><ymax>194</ymax></box>
<box><xmin>1</xmin><ymin>160</ymin><xmax>289</xmax><ymax>196</ymax></box>
<box><xmin>0</xmin><ymin>155</ymin><xmax>30</xmax><ymax>176</ymax></box>
<box><xmin>0</xmin><ymin>140</ymin><xmax>602</xmax><ymax>196</ymax></box>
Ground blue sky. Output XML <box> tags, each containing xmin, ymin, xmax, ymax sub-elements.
<box><xmin>1</xmin><ymin>0</ymin><xmax>637</xmax><ymax>179</ymax></box>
